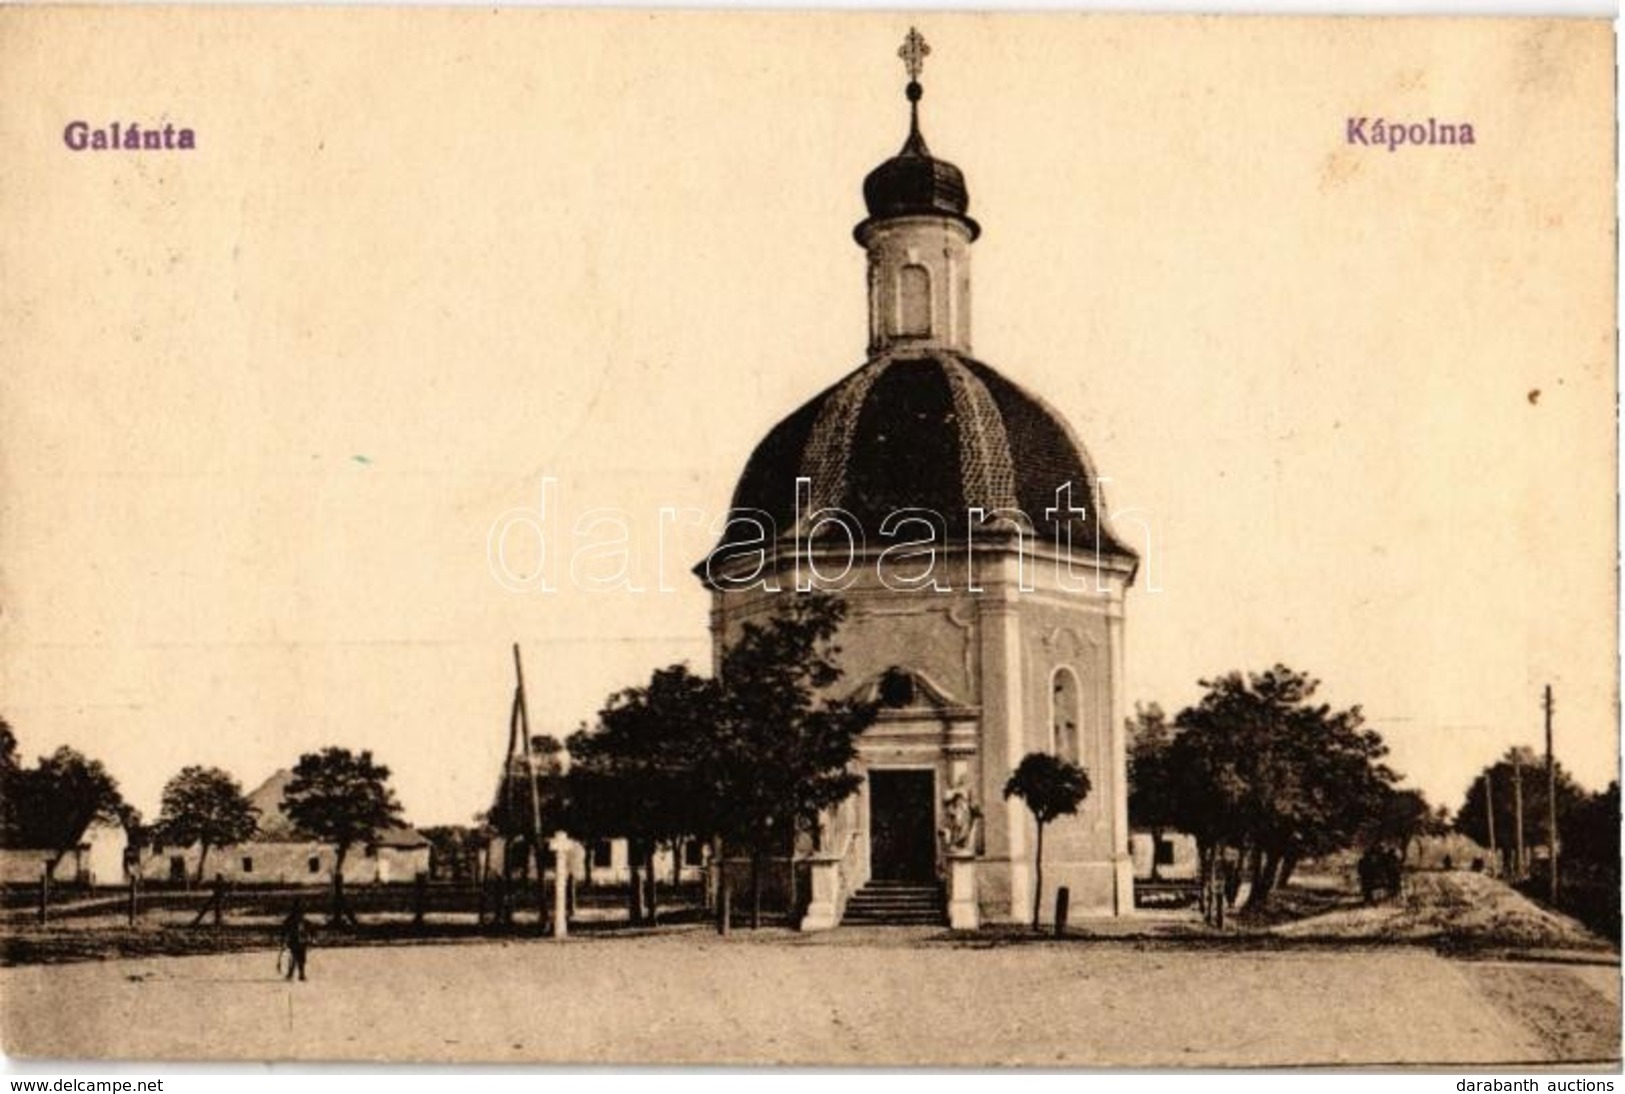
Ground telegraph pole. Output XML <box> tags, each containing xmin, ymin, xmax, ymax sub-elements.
<box><xmin>513</xmin><ymin>644</ymin><xmax>549</xmax><ymax>934</ymax></box>
<box><xmin>1544</xmin><ymin>684</ymin><xmax>1558</xmax><ymax>904</ymax></box>
<box><xmin>497</xmin><ymin>684</ymin><xmax>522</xmax><ymax>925</ymax></box>
<box><xmin>1483</xmin><ymin>770</ymin><xmax>1497</xmax><ymax>876</ymax></box>
<box><xmin>1511</xmin><ymin>749</ymin><xmax>1526</xmax><ymax>879</ymax></box>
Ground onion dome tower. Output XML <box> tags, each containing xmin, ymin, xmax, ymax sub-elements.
<box><xmin>698</xmin><ymin>30</ymin><xmax>1138</xmax><ymax>929</ymax></box>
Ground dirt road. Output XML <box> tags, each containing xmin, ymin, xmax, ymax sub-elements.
<box><xmin>2</xmin><ymin>931</ymin><xmax>1616</xmax><ymax>1066</ymax></box>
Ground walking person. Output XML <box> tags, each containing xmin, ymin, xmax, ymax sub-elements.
<box><xmin>190</xmin><ymin>872</ymin><xmax>229</xmax><ymax>927</ymax></box>
<box><xmin>280</xmin><ymin>898</ymin><xmax>314</xmax><ymax>982</ymax></box>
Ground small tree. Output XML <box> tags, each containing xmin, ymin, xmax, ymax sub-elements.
<box><xmin>6</xmin><ymin>746</ymin><xmax>127</xmax><ymax>876</ymax></box>
<box><xmin>1563</xmin><ymin>781</ymin><xmax>1620</xmax><ymax>885</ymax></box>
<box><xmin>567</xmin><ymin>666</ymin><xmax>717</xmax><ymax>926</ymax></box>
<box><xmin>282</xmin><ymin>748</ymin><xmax>404</xmax><ymax>926</ymax></box>
<box><xmin>155</xmin><ymin>766</ymin><xmax>260</xmax><ymax>883</ymax></box>
<box><xmin>559</xmin><ymin>594</ymin><xmax>874</xmax><ymax>934</ymax></box>
<box><xmin>1455</xmin><ymin>750</ymin><xmax>1585</xmax><ymax>878</ymax></box>
<box><xmin>1127</xmin><ymin>703</ymin><xmax>1179</xmax><ymax>880</ymax></box>
<box><xmin>419</xmin><ymin>825</ymin><xmax>482</xmax><ymax>882</ymax></box>
<box><xmin>1004</xmin><ymin>752</ymin><xmax>1091</xmax><ymax>930</ymax></box>
<box><xmin>1367</xmin><ymin>787</ymin><xmax>1441</xmax><ymax>864</ymax></box>
<box><xmin>1168</xmin><ymin>666</ymin><xmax>1393</xmax><ymax>918</ymax></box>
<box><xmin>709</xmin><ymin>593</ymin><xmax>877</xmax><ymax>930</ymax></box>
<box><xmin>0</xmin><ymin>718</ymin><xmax>21</xmax><ymax>846</ymax></box>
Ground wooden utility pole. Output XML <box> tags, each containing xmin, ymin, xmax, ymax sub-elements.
<box><xmin>475</xmin><ymin>845</ymin><xmax>489</xmax><ymax>926</ymax></box>
<box><xmin>1511</xmin><ymin>749</ymin><xmax>1526</xmax><ymax>880</ymax></box>
<box><xmin>1544</xmin><ymin>684</ymin><xmax>1558</xmax><ymax>904</ymax></box>
<box><xmin>498</xmin><ymin>688</ymin><xmax>521</xmax><ymax>925</ymax></box>
<box><xmin>1483</xmin><ymin>771</ymin><xmax>1497</xmax><ymax>875</ymax></box>
<box><xmin>512</xmin><ymin>644</ymin><xmax>549</xmax><ymax>934</ymax></box>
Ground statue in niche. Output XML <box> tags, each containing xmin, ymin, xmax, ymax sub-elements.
<box><xmin>939</xmin><ymin>773</ymin><xmax>981</xmax><ymax>854</ymax></box>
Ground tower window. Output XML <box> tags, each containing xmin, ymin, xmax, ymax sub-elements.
<box><xmin>897</xmin><ymin>264</ymin><xmax>931</xmax><ymax>337</ymax></box>
<box><xmin>1053</xmin><ymin>667</ymin><xmax>1082</xmax><ymax>764</ymax></box>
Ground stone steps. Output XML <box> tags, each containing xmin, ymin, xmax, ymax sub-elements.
<box><xmin>842</xmin><ymin>881</ymin><xmax>946</xmax><ymax>926</ymax></box>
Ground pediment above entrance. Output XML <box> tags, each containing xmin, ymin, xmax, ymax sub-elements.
<box><xmin>852</xmin><ymin>665</ymin><xmax>976</xmax><ymax>720</ymax></box>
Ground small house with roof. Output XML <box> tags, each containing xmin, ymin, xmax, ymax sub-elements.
<box><xmin>0</xmin><ymin>817</ymin><xmax>129</xmax><ymax>887</ymax></box>
<box><xmin>141</xmin><ymin>769</ymin><xmax>431</xmax><ymax>885</ymax></box>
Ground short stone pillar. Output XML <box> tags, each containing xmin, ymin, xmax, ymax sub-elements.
<box><xmin>800</xmin><ymin>854</ymin><xmax>843</xmax><ymax>932</ymax></box>
<box><xmin>549</xmin><ymin>831</ymin><xmax>571</xmax><ymax>939</ymax></box>
<box><xmin>946</xmin><ymin>851</ymin><xmax>979</xmax><ymax>930</ymax></box>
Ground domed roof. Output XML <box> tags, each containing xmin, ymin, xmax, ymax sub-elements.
<box><xmin>858</xmin><ymin>123</ymin><xmax>980</xmax><ymax>241</ymax></box>
<box><xmin>706</xmin><ymin>351</ymin><xmax>1136</xmax><ymax>570</ymax></box>
<box><xmin>856</xmin><ymin>83</ymin><xmax>980</xmax><ymax>242</ymax></box>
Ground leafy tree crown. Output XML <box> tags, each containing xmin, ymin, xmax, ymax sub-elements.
<box><xmin>1004</xmin><ymin>752</ymin><xmax>1091</xmax><ymax>825</ymax></box>
<box><xmin>156</xmin><ymin>766</ymin><xmax>260</xmax><ymax>849</ymax></box>
<box><xmin>282</xmin><ymin>747</ymin><xmax>404</xmax><ymax>853</ymax></box>
<box><xmin>2</xmin><ymin>745</ymin><xmax>126</xmax><ymax>856</ymax></box>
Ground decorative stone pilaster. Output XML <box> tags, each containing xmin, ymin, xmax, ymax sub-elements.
<box><xmin>1107</xmin><ymin>603</ymin><xmax>1134</xmax><ymax>916</ymax></box>
<box><xmin>946</xmin><ymin>851</ymin><xmax>980</xmax><ymax>930</ymax></box>
<box><xmin>800</xmin><ymin>853</ymin><xmax>844</xmax><ymax>932</ymax></box>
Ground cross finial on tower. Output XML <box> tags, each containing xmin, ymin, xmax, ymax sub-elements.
<box><xmin>896</xmin><ymin>28</ymin><xmax>931</xmax><ymax>152</ymax></box>
<box><xmin>899</xmin><ymin>27</ymin><xmax>930</xmax><ymax>84</ymax></box>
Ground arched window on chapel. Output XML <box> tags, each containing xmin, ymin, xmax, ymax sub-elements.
<box><xmin>897</xmin><ymin>264</ymin><xmax>932</xmax><ymax>337</ymax></box>
<box><xmin>1052</xmin><ymin>667</ymin><xmax>1081</xmax><ymax>765</ymax></box>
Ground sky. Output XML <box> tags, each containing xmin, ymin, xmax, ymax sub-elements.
<box><xmin>0</xmin><ymin>10</ymin><xmax>1616</xmax><ymax>827</ymax></box>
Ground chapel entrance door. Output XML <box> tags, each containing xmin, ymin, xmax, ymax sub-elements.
<box><xmin>868</xmin><ymin>769</ymin><xmax>936</xmax><ymax>882</ymax></box>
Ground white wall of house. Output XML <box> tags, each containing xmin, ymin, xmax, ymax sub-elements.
<box><xmin>1130</xmin><ymin>831</ymin><xmax>1199</xmax><ymax>880</ymax></box>
<box><xmin>485</xmin><ymin>835</ymin><xmax>707</xmax><ymax>885</ymax></box>
<box><xmin>82</xmin><ymin>821</ymin><xmax>129</xmax><ymax>885</ymax></box>
<box><xmin>580</xmin><ymin>838</ymin><xmax>707</xmax><ymax>885</ymax></box>
<box><xmin>139</xmin><ymin>840</ymin><xmax>430</xmax><ymax>885</ymax></box>
<box><xmin>0</xmin><ymin>822</ymin><xmax>129</xmax><ymax>886</ymax></box>
<box><xmin>0</xmin><ymin>850</ymin><xmax>58</xmax><ymax>884</ymax></box>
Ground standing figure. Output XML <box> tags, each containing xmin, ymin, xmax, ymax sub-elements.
<box><xmin>281</xmin><ymin>899</ymin><xmax>314</xmax><ymax>982</ymax></box>
<box><xmin>190</xmin><ymin>872</ymin><xmax>229</xmax><ymax>927</ymax></box>
<box><xmin>938</xmin><ymin>775</ymin><xmax>982</xmax><ymax>854</ymax></box>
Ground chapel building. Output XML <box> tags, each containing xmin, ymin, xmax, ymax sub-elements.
<box><xmin>698</xmin><ymin>31</ymin><xmax>1139</xmax><ymax>927</ymax></box>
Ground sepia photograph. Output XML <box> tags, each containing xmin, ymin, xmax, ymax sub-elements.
<box><xmin>0</xmin><ymin>7</ymin><xmax>1618</xmax><ymax>1070</ymax></box>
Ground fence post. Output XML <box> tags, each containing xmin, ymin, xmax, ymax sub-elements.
<box><xmin>128</xmin><ymin>873</ymin><xmax>139</xmax><ymax>926</ymax></box>
<box><xmin>1054</xmin><ymin>886</ymin><xmax>1070</xmax><ymax>938</ymax></box>
<box><xmin>38</xmin><ymin>861</ymin><xmax>49</xmax><ymax>925</ymax></box>
<box><xmin>413</xmin><ymin>871</ymin><xmax>427</xmax><ymax>927</ymax></box>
